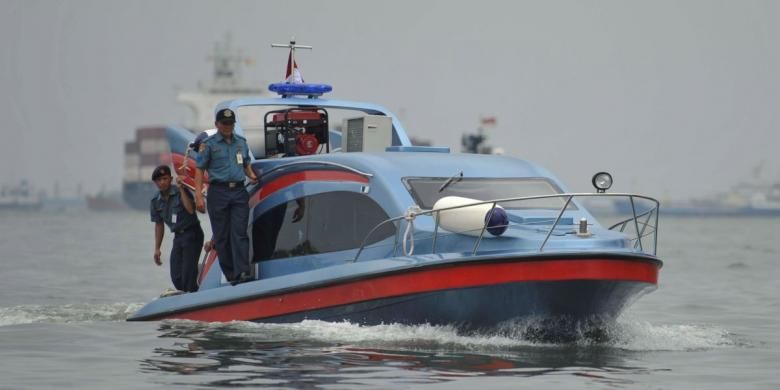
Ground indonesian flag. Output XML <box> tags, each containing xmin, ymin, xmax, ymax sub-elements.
<box><xmin>285</xmin><ymin>50</ymin><xmax>304</xmax><ymax>84</ymax></box>
<box><xmin>480</xmin><ymin>116</ymin><xmax>497</xmax><ymax>127</ymax></box>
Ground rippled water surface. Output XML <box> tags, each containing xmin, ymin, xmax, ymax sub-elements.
<box><xmin>0</xmin><ymin>210</ymin><xmax>777</xmax><ymax>389</ymax></box>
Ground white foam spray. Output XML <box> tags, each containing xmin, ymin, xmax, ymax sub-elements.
<box><xmin>0</xmin><ymin>304</ymin><xmax>741</xmax><ymax>352</ymax></box>
<box><xmin>182</xmin><ymin>316</ymin><xmax>740</xmax><ymax>352</ymax></box>
<box><xmin>0</xmin><ymin>303</ymin><xmax>143</xmax><ymax>326</ymax></box>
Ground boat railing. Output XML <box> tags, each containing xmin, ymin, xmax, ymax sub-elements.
<box><xmin>351</xmin><ymin>193</ymin><xmax>659</xmax><ymax>262</ymax></box>
<box><xmin>260</xmin><ymin>160</ymin><xmax>374</xmax><ymax>178</ymax></box>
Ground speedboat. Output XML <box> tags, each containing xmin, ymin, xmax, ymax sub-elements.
<box><xmin>128</xmin><ymin>41</ymin><xmax>662</xmax><ymax>334</ymax></box>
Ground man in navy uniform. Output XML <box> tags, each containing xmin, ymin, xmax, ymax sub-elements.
<box><xmin>150</xmin><ymin>165</ymin><xmax>204</xmax><ymax>293</ymax></box>
<box><xmin>195</xmin><ymin>108</ymin><xmax>258</xmax><ymax>285</ymax></box>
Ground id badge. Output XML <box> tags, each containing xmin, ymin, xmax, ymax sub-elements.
<box><xmin>236</xmin><ymin>152</ymin><xmax>243</xmax><ymax>165</ymax></box>
<box><xmin>171</xmin><ymin>214</ymin><xmax>177</xmax><ymax>224</ymax></box>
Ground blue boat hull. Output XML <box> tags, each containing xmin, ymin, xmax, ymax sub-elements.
<box><xmin>129</xmin><ymin>255</ymin><xmax>660</xmax><ymax>335</ymax></box>
<box><xmin>259</xmin><ymin>279</ymin><xmax>655</xmax><ymax>329</ymax></box>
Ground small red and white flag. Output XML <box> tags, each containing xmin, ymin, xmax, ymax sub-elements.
<box><xmin>480</xmin><ymin>116</ymin><xmax>497</xmax><ymax>127</ymax></box>
<box><xmin>285</xmin><ymin>50</ymin><xmax>304</xmax><ymax>84</ymax></box>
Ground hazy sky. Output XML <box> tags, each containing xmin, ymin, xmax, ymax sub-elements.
<box><xmin>2</xmin><ymin>0</ymin><xmax>779</xmax><ymax>200</ymax></box>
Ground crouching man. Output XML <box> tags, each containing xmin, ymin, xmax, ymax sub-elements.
<box><xmin>150</xmin><ymin>165</ymin><xmax>204</xmax><ymax>293</ymax></box>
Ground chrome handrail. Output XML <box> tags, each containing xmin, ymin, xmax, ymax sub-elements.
<box><xmin>259</xmin><ymin>160</ymin><xmax>374</xmax><ymax>178</ymax></box>
<box><xmin>608</xmin><ymin>208</ymin><xmax>655</xmax><ymax>230</ymax></box>
<box><xmin>351</xmin><ymin>192</ymin><xmax>660</xmax><ymax>262</ymax></box>
<box><xmin>607</xmin><ymin>204</ymin><xmax>658</xmax><ymax>251</ymax></box>
<box><xmin>539</xmin><ymin>195</ymin><xmax>573</xmax><ymax>252</ymax></box>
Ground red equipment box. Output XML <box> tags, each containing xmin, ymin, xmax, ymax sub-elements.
<box><xmin>269</xmin><ymin>111</ymin><xmax>323</xmax><ymax>126</ymax></box>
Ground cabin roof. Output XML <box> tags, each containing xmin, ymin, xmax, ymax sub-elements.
<box><xmin>256</xmin><ymin>151</ymin><xmax>563</xmax><ymax>186</ymax></box>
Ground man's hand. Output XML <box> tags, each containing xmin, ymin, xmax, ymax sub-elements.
<box><xmin>175</xmin><ymin>176</ymin><xmax>183</xmax><ymax>186</ymax></box>
<box><xmin>292</xmin><ymin>206</ymin><xmax>304</xmax><ymax>223</ymax></box>
<box><xmin>245</xmin><ymin>165</ymin><xmax>258</xmax><ymax>184</ymax></box>
<box><xmin>153</xmin><ymin>249</ymin><xmax>162</xmax><ymax>266</ymax></box>
<box><xmin>196</xmin><ymin>195</ymin><xmax>205</xmax><ymax>213</ymax></box>
<box><xmin>203</xmin><ymin>240</ymin><xmax>214</xmax><ymax>252</ymax></box>
<box><xmin>292</xmin><ymin>199</ymin><xmax>305</xmax><ymax>223</ymax></box>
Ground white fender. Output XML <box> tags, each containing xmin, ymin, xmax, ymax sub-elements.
<box><xmin>433</xmin><ymin>196</ymin><xmax>508</xmax><ymax>237</ymax></box>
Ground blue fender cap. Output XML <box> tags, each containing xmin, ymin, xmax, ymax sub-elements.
<box><xmin>485</xmin><ymin>207</ymin><xmax>509</xmax><ymax>236</ymax></box>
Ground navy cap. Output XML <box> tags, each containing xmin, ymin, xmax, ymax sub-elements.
<box><xmin>151</xmin><ymin>165</ymin><xmax>171</xmax><ymax>181</ymax></box>
<box><xmin>191</xmin><ymin>131</ymin><xmax>209</xmax><ymax>151</ymax></box>
<box><xmin>216</xmin><ymin>108</ymin><xmax>236</xmax><ymax>123</ymax></box>
<box><xmin>190</xmin><ymin>129</ymin><xmax>217</xmax><ymax>151</ymax></box>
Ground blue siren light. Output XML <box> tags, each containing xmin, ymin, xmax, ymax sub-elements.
<box><xmin>269</xmin><ymin>83</ymin><xmax>333</xmax><ymax>97</ymax></box>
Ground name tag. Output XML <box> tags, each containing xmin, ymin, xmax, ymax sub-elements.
<box><xmin>171</xmin><ymin>214</ymin><xmax>177</xmax><ymax>224</ymax></box>
<box><xmin>236</xmin><ymin>152</ymin><xmax>243</xmax><ymax>165</ymax></box>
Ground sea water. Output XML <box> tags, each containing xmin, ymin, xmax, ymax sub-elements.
<box><xmin>0</xmin><ymin>210</ymin><xmax>777</xmax><ymax>389</ymax></box>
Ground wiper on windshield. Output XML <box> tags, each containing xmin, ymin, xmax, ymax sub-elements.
<box><xmin>438</xmin><ymin>171</ymin><xmax>463</xmax><ymax>192</ymax></box>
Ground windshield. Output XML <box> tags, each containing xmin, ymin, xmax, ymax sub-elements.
<box><xmin>404</xmin><ymin>177</ymin><xmax>575</xmax><ymax>210</ymax></box>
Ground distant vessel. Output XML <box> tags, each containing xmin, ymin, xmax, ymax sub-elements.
<box><xmin>610</xmin><ymin>162</ymin><xmax>780</xmax><ymax>217</ymax></box>
<box><xmin>661</xmin><ymin>180</ymin><xmax>780</xmax><ymax>216</ymax></box>
<box><xmin>664</xmin><ymin>162</ymin><xmax>780</xmax><ymax>216</ymax></box>
<box><xmin>122</xmin><ymin>36</ymin><xmax>268</xmax><ymax>210</ymax></box>
<box><xmin>122</xmin><ymin>126</ymin><xmax>170</xmax><ymax>210</ymax></box>
<box><xmin>461</xmin><ymin>116</ymin><xmax>503</xmax><ymax>155</ymax></box>
<box><xmin>0</xmin><ymin>181</ymin><xmax>42</xmax><ymax>210</ymax></box>
<box><xmin>86</xmin><ymin>191</ymin><xmax>128</xmax><ymax>211</ymax></box>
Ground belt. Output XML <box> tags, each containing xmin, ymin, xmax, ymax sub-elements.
<box><xmin>174</xmin><ymin>223</ymin><xmax>199</xmax><ymax>234</ymax></box>
<box><xmin>210</xmin><ymin>181</ymin><xmax>243</xmax><ymax>188</ymax></box>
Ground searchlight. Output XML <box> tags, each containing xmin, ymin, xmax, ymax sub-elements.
<box><xmin>592</xmin><ymin>172</ymin><xmax>613</xmax><ymax>193</ymax></box>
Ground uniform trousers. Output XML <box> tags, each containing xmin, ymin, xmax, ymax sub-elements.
<box><xmin>206</xmin><ymin>184</ymin><xmax>251</xmax><ymax>281</ymax></box>
<box><xmin>170</xmin><ymin>224</ymin><xmax>204</xmax><ymax>292</ymax></box>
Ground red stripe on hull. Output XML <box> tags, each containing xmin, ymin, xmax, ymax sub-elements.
<box><xmin>198</xmin><ymin>250</ymin><xmax>218</xmax><ymax>286</ymax></box>
<box><xmin>249</xmin><ymin>170</ymin><xmax>369</xmax><ymax>208</ymax></box>
<box><xmin>166</xmin><ymin>258</ymin><xmax>659</xmax><ymax>322</ymax></box>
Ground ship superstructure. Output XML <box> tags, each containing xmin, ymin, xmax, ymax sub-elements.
<box><xmin>122</xmin><ymin>36</ymin><xmax>269</xmax><ymax>210</ymax></box>
<box><xmin>0</xmin><ymin>180</ymin><xmax>42</xmax><ymax>210</ymax></box>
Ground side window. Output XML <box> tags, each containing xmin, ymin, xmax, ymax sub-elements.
<box><xmin>253</xmin><ymin>191</ymin><xmax>395</xmax><ymax>262</ymax></box>
<box><xmin>253</xmin><ymin>200</ymin><xmax>302</xmax><ymax>261</ymax></box>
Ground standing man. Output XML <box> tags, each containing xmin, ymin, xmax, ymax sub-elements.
<box><xmin>195</xmin><ymin>108</ymin><xmax>258</xmax><ymax>285</ymax></box>
<box><xmin>150</xmin><ymin>165</ymin><xmax>204</xmax><ymax>293</ymax></box>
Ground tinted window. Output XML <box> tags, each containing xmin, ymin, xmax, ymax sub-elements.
<box><xmin>253</xmin><ymin>191</ymin><xmax>395</xmax><ymax>262</ymax></box>
<box><xmin>404</xmin><ymin>177</ymin><xmax>575</xmax><ymax>210</ymax></box>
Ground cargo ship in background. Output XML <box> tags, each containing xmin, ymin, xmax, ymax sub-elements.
<box><xmin>122</xmin><ymin>36</ymin><xmax>268</xmax><ymax>210</ymax></box>
<box><xmin>122</xmin><ymin>126</ymin><xmax>171</xmax><ymax>210</ymax></box>
<box><xmin>85</xmin><ymin>192</ymin><xmax>128</xmax><ymax>211</ymax></box>
<box><xmin>659</xmin><ymin>180</ymin><xmax>780</xmax><ymax>216</ymax></box>
<box><xmin>0</xmin><ymin>181</ymin><xmax>42</xmax><ymax>210</ymax></box>
<box><xmin>610</xmin><ymin>163</ymin><xmax>780</xmax><ymax>217</ymax></box>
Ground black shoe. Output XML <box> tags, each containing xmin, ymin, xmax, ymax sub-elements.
<box><xmin>231</xmin><ymin>272</ymin><xmax>253</xmax><ymax>286</ymax></box>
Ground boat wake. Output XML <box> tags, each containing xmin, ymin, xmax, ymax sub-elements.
<box><xmin>161</xmin><ymin>315</ymin><xmax>741</xmax><ymax>353</ymax></box>
<box><xmin>488</xmin><ymin>315</ymin><xmax>743</xmax><ymax>350</ymax></box>
<box><xmin>0</xmin><ymin>303</ymin><xmax>741</xmax><ymax>352</ymax></box>
<box><xmin>0</xmin><ymin>303</ymin><xmax>143</xmax><ymax>326</ymax></box>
